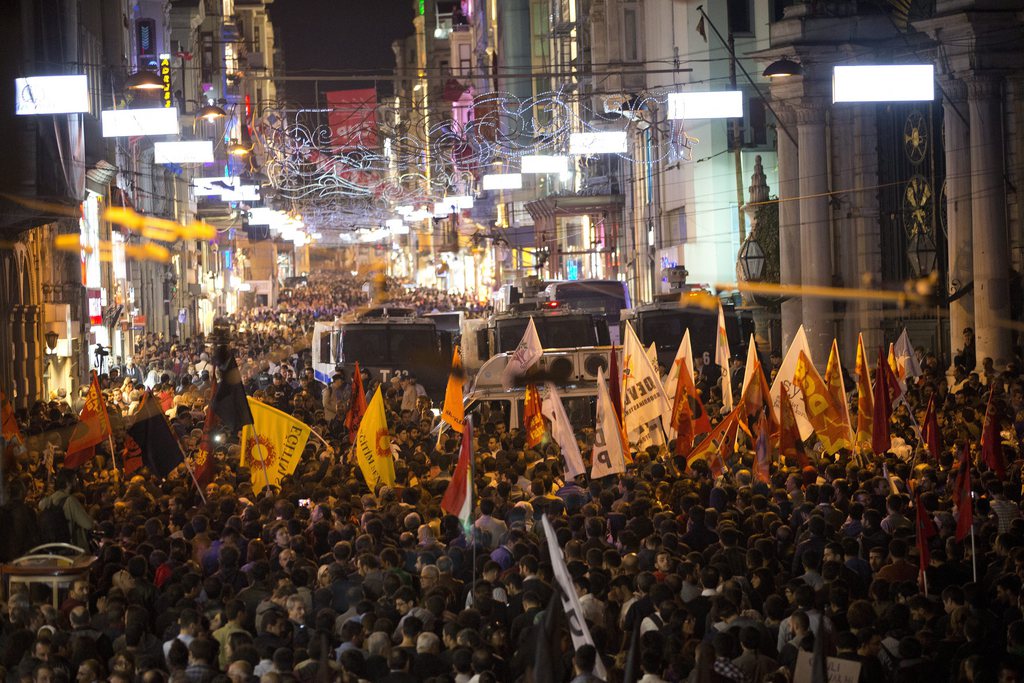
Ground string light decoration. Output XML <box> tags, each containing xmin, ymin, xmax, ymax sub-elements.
<box><xmin>249</xmin><ymin>89</ymin><xmax>705</xmax><ymax>238</ymax></box>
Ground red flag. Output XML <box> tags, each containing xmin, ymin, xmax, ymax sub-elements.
<box><xmin>523</xmin><ymin>383</ymin><xmax>548</xmax><ymax>449</ymax></box>
<box><xmin>65</xmin><ymin>372</ymin><xmax>112</xmax><ymax>469</ymax></box>
<box><xmin>441</xmin><ymin>419</ymin><xmax>473</xmax><ymax>530</ymax></box>
<box><xmin>980</xmin><ymin>389</ymin><xmax>1005</xmax><ymax>477</ymax></box>
<box><xmin>871</xmin><ymin>348</ymin><xmax>900</xmax><ymax>456</ymax></box>
<box><xmin>914</xmin><ymin>492</ymin><xmax>936</xmax><ymax>586</ymax></box>
<box><xmin>193</xmin><ymin>372</ymin><xmax>219</xmax><ymax>489</ymax></box>
<box><xmin>953</xmin><ymin>444</ymin><xmax>973</xmax><ymax>543</ymax></box>
<box><xmin>609</xmin><ymin>345</ymin><xmax>623</xmax><ymax>426</ymax></box>
<box><xmin>754</xmin><ymin>413</ymin><xmax>771</xmax><ymax>484</ymax></box>
<box><xmin>779</xmin><ymin>382</ymin><xmax>808</xmax><ymax>468</ymax></box>
<box><xmin>671</xmin><ymin>356</ymin><xmax>711</xmax><ymax>457</ymax></box>
<box><xmin>921</xmin><ymin>396</ymin><xmax>941</xmax><ymax>460</ymax></box>
<box><xmin>344</xmin><ymin>363</ymin><xmax>367</xmax><ymax>441</ymax></box>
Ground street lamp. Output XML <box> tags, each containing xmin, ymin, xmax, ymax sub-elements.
<box><xmin>763</xmin><ymin>58</ymin><xmax>803</xmax><ymax>79</ymax></box>
<box><xmin>737</xmin><ymin>236</ymin><xmax>766</xmax><ymax>281</ymax></box>
<box><xmin>907</xmin><ymin>233</ymin><xmax>937</xmax><ymax>278</ymax></box>
<box><xmin>125</xmin><ymin>70</ymin><xmax>164</xmax><ymax>90</ymax></box>
<box><xmin>198</xmin><ymin>104</ymin><xmax>227</xmax><ymax>121</ymax></box>
<box><xmin>227</xmin><ymin>140</ymin><xmax>251</xmax><ymax>156</ymax></box>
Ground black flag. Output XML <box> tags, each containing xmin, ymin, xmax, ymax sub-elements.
<box><xmin>125</xmin><ymin>392</ymin><xmax>184</xmax><ymax>479</ymax></box>
<box><xmin>210</xmin><ymin>347</ymin><xmax>254</xmax><ymax>435</ymax></box>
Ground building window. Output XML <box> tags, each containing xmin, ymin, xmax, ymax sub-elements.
<box><xmin>770</xmin><ymin>0</ymin><xmax>794</xmax><ymax>23</ymax></box>
<box><xmin>748</xmin><ymin>98</ymin><xmax>767</xmax><ymax>146</ymax></box>
<box><xmin>623</xmin><ymin>6</ymin><xmax>639</xmax><ymax>62</ymax></box>
<box><xmin>727</xmin><ymin>0</ymin><xmax>752</xmax><ymax>34</ymax></box>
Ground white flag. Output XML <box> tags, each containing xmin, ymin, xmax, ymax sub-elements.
<box><xmin>501</xmin><ymin>317</ymin><xmax>543</xmax><ymax>390</ymax></box>
<box><xmin>894</xmin><ymin>328</ymin><xmax>922</xmax><ymax>379</ymax></box>
<box><xmin>591</xmin><ymin>368</ymin><xmax>626</xmax><ymax>479</ymax></box>
<box><xmin>646</xmin><ymin>342</ymin><xmax>659</xmax><ymax>368</ymax></box>
<box><xmin>621</xmin><ymin>322</ymin><xmax>670</xmax><ymax>440</ymax></box>
<box><xmin>541</xmin><ymin>514</ymin><xmax>608</xmax><ymax>681</ymax></box>
<box><xmin>541</xmin><ymin>382</ymin><xmax>586</xmax><ymax>480</ymax></box>
<box><xmin>739</xmin><ymin>333</ymin><xmax>758</xmax><ymax>401</ymax></box>
<box><xmin>715</xmin><ymin>302</ymin><xmax>733</xmax><ymax>412</ymax></box>
<box><xmin>770</xmin><ymin>324</ymin><xmax>814</xmax><ymax>439</ymax></box>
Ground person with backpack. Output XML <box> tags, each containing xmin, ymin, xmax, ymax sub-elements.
<box><xmin>38</xmin><ymin>470</ymin><xmax>95</xmax><ymax>550</ymax></box>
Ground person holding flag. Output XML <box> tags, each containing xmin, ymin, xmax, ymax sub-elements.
<box><xmin>240</xmin><ymin>397</ymin><xmax>314</xmax><ymax>494</ymax></box>
<box><xmin>352</xmin><ymin>387</ymin><xmax>396</xmax><ymax>494</ymax></box>
<box><xmin>441</xmin><ymin>418</ymin><xmax>473</xmax><ymax>533</ymax></box>
<box><xmin>65</xmin><ymin>372</ymin><xmax>113</xmax><ymax>470</ymax></box>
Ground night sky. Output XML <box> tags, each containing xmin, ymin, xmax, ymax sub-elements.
<box><xmin>266</xmin><ymin>0</ymin><xmax>416</xmax><ymax>104</ymax></box>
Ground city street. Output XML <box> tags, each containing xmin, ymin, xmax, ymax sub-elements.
<box><xmin>1</xmin><ymin>1</ymin><xmax>1024</xmax><ymax>682</ymax></box>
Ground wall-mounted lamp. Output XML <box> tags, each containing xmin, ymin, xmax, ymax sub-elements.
<box><xmin>125</xmin><ymin>70</ymin><xmax>165</xmax><ymax>90</ymax></box>
<box><xmin>762</xmin><ymin>58</ymin><xmax>803</xmax><ymax>79</ymax></box>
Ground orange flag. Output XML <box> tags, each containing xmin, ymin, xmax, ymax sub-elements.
<box><xmin>65</xmin><ymin>372</ymin><xmax>112</xmax><ymax>469</ymax></box>
<box><xmin>794</xmin><ymin>351</ymin><xmax>853</xmax><ymax>455</ymax></box>
<box><xmin>523</xmin><ymin>383</ymin><xmax>547</xmax><ymax>449</ymax></box>
<box><xmin>687</xmin><ymin>406</ymin><xmax>741</xmax><ymax>473</ymax></box>
<box><xmin>779</xmin><ymin>382</ymin><xmax>808</xmax><ymax>468</ymax></box>
<box><xmin>854</xmin><ymin>334</ymin><xmax>874</xmax><ymax>449</ymax></box>
<box><xmin>824</xmin><ymin>340</ymin><xmax>853</xmax><ymax>445</ymax></box>
<box><xmin>440</xmin><ymin>347</ymin><xmax>465</xmax><ymax>433</ymax></box>
<box><xmin>672</xmin><ymin>357</ymin><xmax>712</xmax><ymax>456</ymax></box>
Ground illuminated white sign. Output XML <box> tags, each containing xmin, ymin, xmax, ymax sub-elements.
<box><xmin>101</xmin><ymin>107</ymin><xmax>179</xmax><ymax>136</ymax></box>
<box><xmin>15</xmin><ymin>75</ymin><xmax>90</xmax><ymax>115</ymax></box>
<box><xmin>521</xmin><ymin>155</ymin><xmax>569</xmax><ymax>174</ymax></box>
<box><xmin>192</xmin><ymin>176</ymin><xmax>240</xmax><ymax>197</ymax></box>
<box><xmin>833</xmin><ymin>65</ymin><xmax>934</xmax><ymax>103</ymax></box>
<box><xmin>154</xmin><ymin>141</ymin><xmax>214</xmax><ymax>164</ymax></box>
<box><xmin>482</xmin><ymin>173</ymin><xmax>523</xmax><ymax>191</ymax></box>
<box><xmin>667</xmin><ymin>91</ymin><xmax>743</xmax><ymax>119</ymax></box>
<box><xmin>386</xmin><ymin>219</ymin><xmax>410</xmax><ymax>235</ymax></box>
<box><xmin>220</xmin><ymin>185</ymin><xmax>260</xmax><ymax>202</ymax></box>
<box><xmin>569</xmin><ymin>131</ymin><xmax>628</xmax><ymax>155</ymax></box>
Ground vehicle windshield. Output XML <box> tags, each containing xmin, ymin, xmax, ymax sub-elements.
<box><xmin>494</xmin><ymin>316</ymin><xmax>597</xmax><ymax>352</ymax></box>
<box><xmin>639</xmin><ymin>309</ymin><xmax>717</xmax><ymax>355</ymax></box>
<box><xmin>340</xmin><ymin>325</ymin><xmax>437</xmax><ymax>365</ymax></box>
<box><xmin>552</xmin><ymin>281</ymin><xmax>628</xmax><ymax>316</ymax></box>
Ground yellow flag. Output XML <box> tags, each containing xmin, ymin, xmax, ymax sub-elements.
<box><xmin>241</xmin><ymin>397</ymin><xmax>312</xmax><ymax>494</ymax></box>
<box><xmin>794</xmin><ymin>351</ymin><xmax>853</xmax><ymax>455</ymax></box>
<box><xmin>824</xmin><ymin>339</ymin><xmax>854</xmax><ymax>445</ymax></box>
<box><xmin>354</xmin><ymin>388</ymin><xmax>396</xmax><ymax>493</ymax></box>
<box><xmin>441</xmin><ymin>347</ymin><xmax>464</xmax><ymax>432</ymax></box>
<box><xmin>855</xmin><ymin>334</ymin><xmax>874</xmax><ymax>448</ymax></box>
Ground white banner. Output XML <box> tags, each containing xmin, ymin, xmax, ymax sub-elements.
<box><xmin>541</xmin><ymin>515</ymin><xmax>608</xmax><ymax>680</ymax></box>
<box><xmin>591</xmin><ymin>368</ymin><xmax>626</xmax><ymax>479</ymax></box>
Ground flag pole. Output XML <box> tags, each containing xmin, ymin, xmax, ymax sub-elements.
<box><xmin>108</xmin><ymin>433</ymin><xmax>121</xmax><ymax>483</ymax></box>
<box><xmin>970</xmin><ymin>524</ymin><xmax>977</xmax><ymax>583</ymax></box>
<box><xmin>181</xmin><ymin>456</ymin><xmax>208</xmax><ymax>505</ymax></box>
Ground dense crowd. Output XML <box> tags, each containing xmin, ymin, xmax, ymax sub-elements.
<box><xmin>3</xmin><ymin>281</ymin><xmax>1024</xmax><ymax>683</ymax></box>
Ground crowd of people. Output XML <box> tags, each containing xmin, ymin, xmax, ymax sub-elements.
<box><xmin>2</xmin><ymin>276</ymin><xmax>1024</xmax><ymax>683</ymax></box>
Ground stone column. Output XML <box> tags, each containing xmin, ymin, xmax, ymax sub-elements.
<box><xmin>24</xmin><ymin>305</ymin><xmax>40</xmax><ymax>403</ymax></box>
<box><xmin>797</xmin><ymin>101</ymin><xmax>834</xmax><ymax>363</ymax></box>
<box><xmin>776</xmin><ymin>106</ymin><xmax>802</xmax><ymax>351</ymax></box>
<box><xmin>942</xmin><ymin>78</ymin><xmax>974</xmax><ymax>368</ymax></box>
<box><xmin>11</xmin><ymin>306</ymin><xmax>26</xmax><ymax>409</ymax></box>
<box><xmin>852</xmin><ymin>106</ymin><xmax>883</xmax><ymax>355</ymax></box>
<box><xmin>966</xmin><ymin>74</ymin><xmax>1012</xmax><ymax>367</ymax></box>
